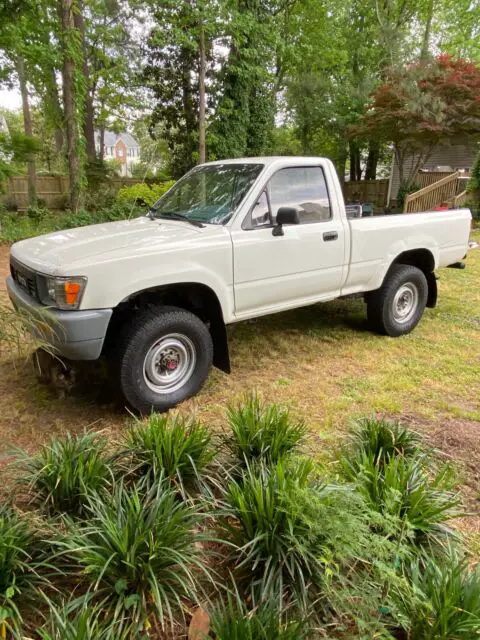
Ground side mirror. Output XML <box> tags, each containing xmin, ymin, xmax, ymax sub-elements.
<box><xmin>272</xmin><ymin>207</ymin><xmax>300</xmax><ymax>236</ymax></box>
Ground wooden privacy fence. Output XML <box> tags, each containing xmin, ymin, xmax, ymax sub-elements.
<box><xmin>2</xmin><ymin>176</ymin><xmax>146</xmax><ymax>211</ymax></box>
<box><xmin>343</xmin><ymin>179</ymin><xmax>389</xmax><ymax>209</ymax></box>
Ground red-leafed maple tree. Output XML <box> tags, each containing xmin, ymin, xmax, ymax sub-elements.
<box><xmin>354</xmin><ymin>55</ymin><xmax>480</xmax><ymax>189</ymax></box>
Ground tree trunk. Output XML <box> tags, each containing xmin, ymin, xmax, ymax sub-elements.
<box><xmin>59</xmin><ymin>0</ymin><xmax>81</xmax><ymax>213</ymax></box>
<box><xmin>16</xmin><ymin>56</ymin><xmax>36</xmax><ymax>207</ymax></box>
<box><xmin>198</xmin><ymin>19</ymin><xmax>206</xmax><ymax>164</ymax></box>
<box><xmin>99</xmin><ymin>125</ymin><xmax>105</xmax><ymax>161</ymax></box>
<box><xmin>349</xmin><ymin>141</ymin><xmax>362</xmax><ymax>181</ymax></box>
<box><xmin>420</xmin><ymin>0</ymin><xmax>434</xmax><ymax>61</ymax></box>
<box><xmin>73</xmin><ymin>1</ymin><xmax>96</xmax><ymax>161</ymax></box>
<box><xmin>365</xmin><ymin>139</ymin><xmax>380</xmax><ymax>180</ymax></box>
<box><xmin>46</xmin><ymin>67</ymin><xmax>64</xmax><ymax>153</ymax></box>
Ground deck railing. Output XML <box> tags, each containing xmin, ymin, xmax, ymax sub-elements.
<box><xmin>451</xmin><ymin>190</ymin><xmax>468</xmax><ymax>209</ymax></box>
<box><xmin>404</xmin><ymin>172</ymin><xmax>460</xmax><ymax>213</ymax></box>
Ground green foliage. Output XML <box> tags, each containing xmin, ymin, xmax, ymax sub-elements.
<box><xmin>0</xmin><ymin>203</ymin><xmax>144</xmax><ymax>243</ymax></box>
<box><xmin>348</xmin><ymin>453</ymin><xmax>461</xmax><ymax>547</ymax></box>
<box><xmin>18</xmin><ymin>432</ymin><xmax>114</xmax><ymax>517</ymax></box>
<box><xmin>218</xmin><ymin>461</ymin><xmax>327</xmax><ymax>611</ymax></box>
<box><xmin>58</xmin><ymin>482</ymin><xmax>212</xmax><ymax>634</ymax></box>
<box><xmin>225</xmin><ymin>393</ymin><xmax>306</xmax><ymax>469</ymax></box>
<box><xmin>0</xmin><ymin>506</ymin><xmax>48</xmax><ymax>636</ymax></box>
<box><xmin>210</xmin><ymin>588</ymin><xmax>309</xmax><ymax>639</ymax></box>
<box><xmin>0</xmin><ymin>131</ymin><xmax>42</xmax><ymax>193</ymax></box>
<box><xmin>397</xmin><ymin>181</ymin><xmax>420</xmax><ymax>210</ymax></box>
<box><xmin>344</xmin><ymin>416</ymin><xmax>422</xmax><ymax>469</ymax></box>
<box><xmin>468</xmin><ymin>151</ymin><xmax>480</xmax><ymax>217</ymax></box>
<box><xmin>0</xmin><ymin>396</ymin><xmax>474</xmax><ymax>636</ymax></box>
<box><xmin>27</xmin><ymin>205</ymin><xmax>50</xmax><ymax>221</ymax></box>
<box><xmin>120</xmin><ymin>414</ymin><xmax>215</xmax><ymax>496</ymax></box>
<box><xmin>37</xmin><ymin>601</ymin><xmax>132</xmax><ymax>640</ymax></box>
<box><xmin>116</xmin><ymin>181</ymin><xmax>175</xmax><ymax>208</ymax></box>
<box><xmin>394</xmin><ymin>555</ymin><xmax>480</xmax><ymax>639</ymax></box>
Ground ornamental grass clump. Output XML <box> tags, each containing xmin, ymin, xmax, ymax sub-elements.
<box><xmin>393</xmin><ymin>555</ymin><xmax>480</xmax><ymax>639</ymax></box>
<box><xmin>120</xmin><ymin>413</ymin><xmax>215</xmax><ymax>496</ymax></box>
<box><xmin>0</xmin><ymin>506</ymin><xmax>50</xmax><ymax>637</ymax></box>
<box><xmin>225</xmin><ymin>393</ymin><xmax>307</xmax><ymax>469</ymax></box>
<box><xmin>347</xmin><ymin>416</ymin><xmax>422</xmax><ymax>466</ymax></box>
<box><xmin>351</xmin><ymin>453</ymin><xmax>461</xmax><ymax>547</ymax></box>
<box><xmin>57</xmin><ymin>481</ymin><xmax>213</xmax><ymax>635</ymax></box>
<box><xmin>37</xmin><ymin>602</ymin><xmax>132</xmax><ymax>640</ymax></box>
<box><xmin>218</xmin><ymin>460</ymin><xmax>329</xmax><ymax>613</ymax></box>
<box><xmin>209</xmin><ymin>587</ymin><xmax>309</xmax><ymax>639</ymax></box>
<box><xmin>18</xmin><ymin>432</ymin><xmax>114</xmax><ymax>517</ymax></box>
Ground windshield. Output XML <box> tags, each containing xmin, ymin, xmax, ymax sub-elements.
<box><xmin>151</xmin><ymin>163</ymin><xmax>263</xmax><ymax>225</ymax></box>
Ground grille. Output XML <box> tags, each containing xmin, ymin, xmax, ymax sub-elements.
<box><xmin>10</xmin><ymin>258</ymin><xmax>39</xmax><ymax>301</ymax></box>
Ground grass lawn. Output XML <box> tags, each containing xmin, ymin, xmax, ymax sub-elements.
<box><xmin>0</xmin><ymin>233</ymin><xmax>479</xmax><ymax>543</ymax></box>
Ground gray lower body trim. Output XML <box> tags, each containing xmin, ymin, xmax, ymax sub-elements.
<box><xmin>6</xmin><ymin>276</ymin><xmax>112</xmax><ymax>361</ymax></box>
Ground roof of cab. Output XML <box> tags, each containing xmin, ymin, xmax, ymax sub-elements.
<box><xmin>200</xmin><ymin>156</ymin><xmax>328</xmax><ymax>167</ymax></box>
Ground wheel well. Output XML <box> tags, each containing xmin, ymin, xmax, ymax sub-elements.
<box><xmin>389</xmin><ymin>249</ymin><xmax>437</xmax><ymax>308</ymax></box>
<box><xmin>392</xmin><ymin>249</ymin><xmax>435</xmax><ymax>274</ymax></box>
<box><xmin>104</xmin><ymin>283</ymin><xmax>230</xmax><ymax>373</ymax></box>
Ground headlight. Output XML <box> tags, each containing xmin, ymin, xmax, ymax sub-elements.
<box><xmin>45</xmin><ymin>276</ymin><xmax>87</xmax><ymax>310</ymax></box>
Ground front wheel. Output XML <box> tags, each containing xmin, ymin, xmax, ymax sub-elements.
<box><xmin>117</xmin><ymin>306</ymin><xmax>213</xmax><ymax>414</ymax></box>
<box><xmin>367</xmin><ymin>264</ymin><xmax>428</xmax><ymax>337</ymax></box>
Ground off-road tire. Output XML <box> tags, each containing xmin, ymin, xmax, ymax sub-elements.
<box><xmin>117</xmin><ymin>305</ymin><xmax>213</xmax><ymax>414</ymax></box>
<box><xmin>367</xmin><ymin>264</ymin><xmax>428</xmax><ymax>337</ymax></box>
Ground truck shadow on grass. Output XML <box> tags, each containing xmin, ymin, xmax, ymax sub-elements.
<box><xmin>0</xmin><ymin>297</ymin><xmax>371</xmax><ymax>437</ymax></box>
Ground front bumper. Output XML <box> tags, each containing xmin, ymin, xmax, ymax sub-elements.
<box><xmin>7</xmin><ymin>276</ymin><xmax>112</xmax><ymax>360</ymax></box>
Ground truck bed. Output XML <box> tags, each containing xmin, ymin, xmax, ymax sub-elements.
<box><xmin>341</xmin><ymin>208</ymin><xmax>471</xmax><ymax>296</ymax></box>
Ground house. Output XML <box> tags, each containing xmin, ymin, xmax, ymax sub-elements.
<box><xmin>94</xmin><ymin>131</ymin><xmax>141</xmax><ymax>177</ymax></box>
<box><xmin>388</xmin><ymin>137</ymin><xmax>479</xmax><ymax>204</ymax></box>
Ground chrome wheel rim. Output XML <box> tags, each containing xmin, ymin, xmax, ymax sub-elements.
<box><xmin>392</xmin><ymin>282</ymin><xmax>418</xmax><ymax>324</ymax></box>
<box><xmin>143</xmin><ymin>333</ymin><xmax>196</xmax><ymax>394</ymax></box>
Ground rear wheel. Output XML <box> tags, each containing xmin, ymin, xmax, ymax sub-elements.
<box><xmin>117</xmin><ymin>306</ymin><xmax>213</xmax><ymax>414</ymax></box>
<box><xmin>367</xmin><ymin>264</ymin><xmax>428</xmax><ymax>337</ymax></box>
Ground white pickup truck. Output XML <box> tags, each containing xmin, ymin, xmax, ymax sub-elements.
<box><xmin>7</xmin><ymin>157</ymin><xmax>471</xmax><ymax>413</ymax></box>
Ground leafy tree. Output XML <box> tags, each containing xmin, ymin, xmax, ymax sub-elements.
<box><xmin>355</xmin><ymin>55</ymin><xmax>480</xmax><ymax>189</ymax></box>
<box><xmin>209</xmin><ymin>0</ymin><xmax>280</xmax><ymax>160</ymax></box>
<box><xmin>142</xmin><ymin>0</ymin><xmax>217</xmax><ymax>177</ymax></box>
<box><xmin>0</xmin><ymin>130</ymin><xmax>40</xmax><ymax>192</ymax></box>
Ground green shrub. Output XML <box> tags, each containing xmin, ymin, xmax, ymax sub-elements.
<box><xmin>120</xmin><ymin>414</ymin><xmax>215</xmax><ymax>496</ymax></box>
<box><xmin>394</xmin><ymin>556</ymin><xmax>480</xmax><ymax>639</ymax></box>
<box><xmin>37</xmin><ymin>601</ymin><xmax>132</xmax><ymax>640</ymax></box>
<box><xmin>397</xmin><ymin>181</ymin><xmax>420</xmax><ymax>210</ymax></box>
<box><xmin>351</xmin><ymin>453</ymin><xmax>461</xmax><ymax>547</ymax></box>
<box><xmin>0</xmin><ymin>506</ymin><xmax>49</xmax><ymax>636</ymax></box>
<box><xmin>116</xmin><ymin>181</ymin><xmax>175</xmax><ymax>207</ymax></box>
<box><xmin>210</xmin><ymin>588</ymin><xmax>309</xmax><ymax>639</ymax></box>
<box><xmin>18</xmin><ymin>432</ymin><xmax>114</xmax><ymax>517</ymax></box>
<box><xmin>218</xmin><ymin>461</ymin><xmax>326</xmax><ymax>611</ymax></box>
<box><xmin>27</xmin><ymin>206</ymin><xmax>49</xmax><ymax>221</ymax></box>
<box><xmin>342</xmin><ymin>416</ymin><xmax>422</xmax><ymax>474</ymax></box>
<box><xmin>57</xmin><ymin>481</ymin><xmax>212</xmax><ymax>634</ymax></box>
<box><xmin>225</xmin><ymin>394</ymin><xmax>306</xmax><ymax>469</ymax></box>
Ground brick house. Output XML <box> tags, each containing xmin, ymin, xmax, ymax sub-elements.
<box><xmin>94</xmin><ymin>131</ymin><xmax>140</xmax><ymax>177</ymax></box>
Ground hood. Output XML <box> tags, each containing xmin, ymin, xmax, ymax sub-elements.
<box><xmin>10</xmin><ymin>217</ymin><xmax>222</xmax><ymax>275</ymax></box>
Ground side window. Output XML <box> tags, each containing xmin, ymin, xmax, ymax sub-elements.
<box><xmin>250</xmin><ymin>191</ymin><xmax>271</xmax><ymax>227</ymax></box>
<box><xmin>268</xmin><ymin>166</ymin><xmax>331</xmax><ymax>223</ymax></box>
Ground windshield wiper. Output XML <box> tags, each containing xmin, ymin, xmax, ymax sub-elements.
<box><xmin>154</xmin><ymin>211</ymin><xmax>205</xmax><ymax>228</ymax></box>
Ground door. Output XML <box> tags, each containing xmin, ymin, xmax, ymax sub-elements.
<box><xmin>232</xmin><ymin>165</ymin><xmax>346</xmax><ymax>317</ymax></box>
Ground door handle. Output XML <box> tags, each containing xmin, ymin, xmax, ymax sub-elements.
<box><xmin>323</xmin><ymin>231</ymin><xmax>338</xmax><ymax>242</ymax></box>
